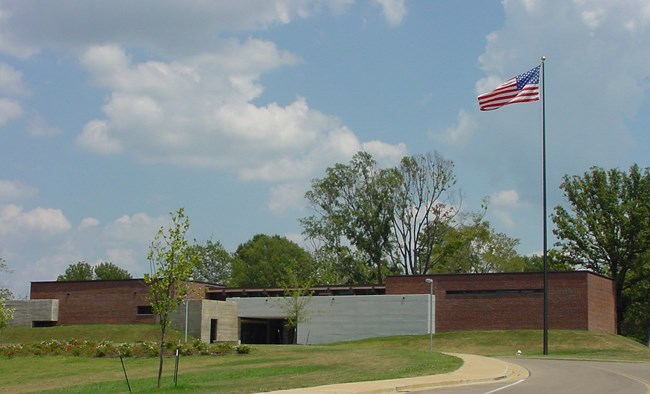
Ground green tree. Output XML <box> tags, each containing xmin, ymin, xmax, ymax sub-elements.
<box><xmin>57</xmin><ymin>261</ymin><xmax>132</xmax><ymax>281</ymax></box>
<box><xmin>57</xmin><ymin>261</ymin><xmax>94</xmax><ymax>281</ymax></box>
<box><xmin>520</xmin><ymin>249</ymin><xmax>576</xmax><ymax>272</ymax></box>
<box><xmin>302</xmin><ymin>151</ymin><xmax>400</xmax><ymax>283</ymax></box>
<box><xmin>192</xmin><ymin>238</ymin><xmax>232</xmax><ymax>285</ymax></box>
<box><xmin>552</xmin><ymin>164</ymin><xmax>650</xmax><ymax>336</ymax></box>
<box><xmin>94</xmin><ymin>262</ymin><xmax>132</xmax><ymax>280</ymax></box>
<box><xmin>144</xmin><ymin>208</ymin><xmax>198</xmax><ymax>388</ymax></box>
<box><xmin>0</xmin><ymin>297</ymin><xmax>13</xmax><ymax>341</ymax></box>
<box><xmin>273</xmin><ymin>272</ymin><xmax>314</xmax><ymax>344</ymax></box>
<box><xmin>433</xmin><ymin>218</ymin><xmax>526</xmax><ymax>274</ymax></box>
<box><xmin>308</xmin><ymin>242</ymin><xmax>372</xmax><ymax>285</ymax></box>
<box><xmin>231</xmin><ymin>234</ymin><xmax>315</xmax><ymax>288</ymax></box>
<box><xmin>392</xmin><ymin>152</ymin><xmax>459</xmax><ymax>275</ymax></box>
<box><xmin>0</xmin><ymin>258</ymin><xmax>14</xmax><ymax>337</ymax></box>
<box><xmin>0</xmin><ymin>257</ymin><xmax>13</xmax><ymax>301</ymax></box>
<box><xmin>619</xmin><ymin>265</ymin><xmax>650</xmax><ymax>343</ymax></box>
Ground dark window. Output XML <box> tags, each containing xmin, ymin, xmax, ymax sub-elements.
<box><xmin>32</xmin><ymin>321</ymin><xmax>57</xmax><ymax>327</ymax></box>
<box><xmin>137</xmin><ymin>305</ymin><xmax>154</xmax><ymax>315</ymax></box>
<box><xmin>446</xmin><ymin>289</ymin><xmax>543</xmax><ymax>296</ymax></box>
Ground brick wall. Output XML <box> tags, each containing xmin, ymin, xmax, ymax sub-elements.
<box><xmin>30</xmin><ymin>280</ymin><xmax>212</xmax><ymax>325</ymax></box>
<box><xmin>587</xmin><ymin>274</ymin><xmax>617</xmax><ymax>333</ymax></box>
<box><xmin>386</xmin><ymin>271</ymin><xmax>615</xmax><ymax>334</ymax></box>
<box><xmin>31</xmin><ymin>280</ymin><xmax>155</xmax><ymax>324</ymax></box>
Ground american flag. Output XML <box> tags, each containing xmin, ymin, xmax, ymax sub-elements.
<box><xmin>478</xmin><ymin>65</ymin><xmax>540</xmax><ymax>111</ymax></box>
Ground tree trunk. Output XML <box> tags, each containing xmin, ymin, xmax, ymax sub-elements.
<box><xmin>157</xmin><ymin>324</ymin><xmax>167</xmax><ymax>388</ymax></box>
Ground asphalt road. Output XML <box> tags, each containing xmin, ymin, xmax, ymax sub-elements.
<box><xmin>423</xmin><ymin>358</ymin><xmax>650</xmax><ymax>394</ymax></box>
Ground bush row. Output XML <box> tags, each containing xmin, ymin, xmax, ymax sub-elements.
<box><xmin>0</xmin><ymin>338</ymin><xmax>253</xmax><ymax>358</ymax></box>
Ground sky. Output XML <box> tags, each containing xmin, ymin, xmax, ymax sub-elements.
<box><xmin>1</xmin><ymin>0</ymin><xmax>649</xmax><ymax>297</ymax></box>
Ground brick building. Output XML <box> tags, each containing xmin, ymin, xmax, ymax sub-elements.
<box><xmin>386</xmin><ymin>271</ymin><xmax>617</xmax><ymax>333</ymax></box>
<box><xmin>18</xmin><ymin>270</ymin><xmax>617</xmax><ymax>343</ymax></box>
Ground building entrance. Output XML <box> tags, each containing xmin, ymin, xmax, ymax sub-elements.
<box><xmin>240</xmin><ymin>318</ymin><xmax>293</xmax><ymax>344</ymax></box>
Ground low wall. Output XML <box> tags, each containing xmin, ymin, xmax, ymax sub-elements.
<box><xmin>169</xmin><ymin>300</ymin><xmax>239</xmax><ymax>343</ymax></box>
<box><xmin>234</xmin><ymin>294</ymin><xmax>432</xmax><ymax>345</ymax></box>
<box><xmin>6</xmin><ymin>299</ymin><xmax>59</xmax><ymax>327</ymax></box>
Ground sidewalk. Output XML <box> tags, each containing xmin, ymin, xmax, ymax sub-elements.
<box><xmin>263</xmin><ymin>353</ymin><xmax>529</xmax><ymax>393</ymax></box>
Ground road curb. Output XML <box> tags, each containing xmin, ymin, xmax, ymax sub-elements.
<box><xmin>263</xmin><ymin>353</ymin><xmax>530</xmax><ymax>393</ymax></box>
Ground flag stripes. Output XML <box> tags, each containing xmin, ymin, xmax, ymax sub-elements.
<box><xmin>478</xmin><ymin>66</ymin><xmax>540</xmax><ymax>111</ymax></box>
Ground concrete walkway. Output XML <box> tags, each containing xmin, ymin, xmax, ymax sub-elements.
<box><xmin>263</xmin><ymin>353</ymin><xmax>529</xmax><ymax>393</ymax></box>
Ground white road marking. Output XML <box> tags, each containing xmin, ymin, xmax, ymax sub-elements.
<box><xmin>482</xmin><ymin>379</ymin><xmax>525</xmax><ymax>394</ymax></box>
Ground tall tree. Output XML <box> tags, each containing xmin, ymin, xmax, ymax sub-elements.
<box><xmin>57</xmin><ymin>261</ymin><xmax>132</xmax><ymax>281</ymax></box>
<box><xmin>619</xmin><ymin>263</ymin><xmax>650</xmax><ymax>343</ymax></box>
<box><xmin>0</xmin><ymin>258</ymin><xmax>13</xmax><ymax>336</ymax></box>
<box><xmin>0</xmin><ymin>257</ymin><xmax>13</xmax><ymax>301</ymax></box>
<box><xmin>520</xmin><ymin>249</ymin><xmax>576</xmax><ymax>272</ymax></box>
<box><xmin>57</xmin><ymin>261</ymin><xmax>94</xmax><ymax>281</ymax></box>
<box><xmin>552</xmin><ymin>164</ymin><xmax>650</xmax><ymax>335</ymax></box>
<box><xmin>431</xmin><ymin>217</ymin><xmax>526</xmax><ymax>274</ymax></box>
<box><xmin>192</xmin><ymin>238</ymin><xmax>232</xmax><ymax>285</ymax></box>
<box><xmin>144</xmin><ymin>208</ymin><xmax>198</xmax><ymax>388</ymax></box>
<box><xmin>302</xmin><ymin>152</ymin><xmax>400</xmax><ymax>283</ymax></box>
<box><xmin>392</xmin><ymin>152</ymin><xmax>459</xmax><ymax>275</ymax></box>
<box><xmin>94</xmin><ymin>262</ymin><xmax>132</xmax><ymax>280</ymax></box>
<box><xmin>307</xmin><ymin>240</ymin><xmax>373</xmax><ymax>285</ymax></box>
<box><xmin>230</xmin><ymin>234</ymin><xmax>315</xmax><ymax>288</ymax></box>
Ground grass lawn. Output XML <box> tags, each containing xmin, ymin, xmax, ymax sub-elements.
<box><xmin>432</xmin><ymin>329</ymin><xmax>650</xmax><ymax>360</ymax></box>
<box><xmin>1</xmin><ymin>325</ymin><xmax>649</xmax><ymax>393</ymax></box>
<box><xmin>1</xmin><ymin>336</ymin><xmax>460</xmax><ymax>393</ymax></box>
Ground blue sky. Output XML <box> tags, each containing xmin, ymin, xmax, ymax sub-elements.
<box><xmin>1</xmin><ymin>1</ymin><xmax>649</xmax><ymax>297</ymax></box>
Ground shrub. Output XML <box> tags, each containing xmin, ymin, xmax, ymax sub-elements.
<box><xmin>212</xmin><ymin>343</ymin><xmax>233</xmax><ymax>355</ymax></box>
<box><xmin>0</xmin><ymin>338</ymin><xmax>252</xmax><ymax>358</ymax></box>
<box><xmin>177</xmin><ymin>342</ymin><xmax>194</xmax><ymax>356</ymax></box>
<box><xmin>236</xmin><ymin>344</ymin><xmax>253</xmax><ymax>354</ymax></box>
<box><xmin>191</xmin><ymin>339</ymin><xmax>209</xmax><ymax>355</ymax></box>
<box><xmin>118</xmin><ymin>343</ymin><xmax>133</xmax><ymax>357</ymax></box>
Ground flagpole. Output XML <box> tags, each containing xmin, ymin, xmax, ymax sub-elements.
<box><xmin>541</xmin><ymin>55</ymin><xmax>548</xmax><ymax>356</ymax></box>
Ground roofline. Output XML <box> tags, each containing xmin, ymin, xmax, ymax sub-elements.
<box><xmin>386</xmin><ymin>270</ymin><xmax>613</xmax><ymax>281</ymax></box>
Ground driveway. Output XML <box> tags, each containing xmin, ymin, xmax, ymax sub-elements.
<box><xmin>424</xmin><ymin>358</ymin><xmax>650</xmax><ymax>394</ymax></box>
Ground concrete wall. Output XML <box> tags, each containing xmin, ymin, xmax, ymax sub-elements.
<box><xmin>6</xmin><ymin>299</ymin><xmax>59</xmax><ymax>327</ymax></box>
<box><xmin>234</xmin><ymin>294</ymin><xmax>432</xmax><ymax>345</ymax></box>
<box><xmin>169</xmin><ymin>300</ymin><xmax>239</xmax><ymax>343</ymax></box>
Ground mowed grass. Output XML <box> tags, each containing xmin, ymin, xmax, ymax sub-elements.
<box><xmin>0</xmin><ymin>331</ymin><xmax>460</xmax><ymax>393</ymax></box>
<box><xmin>1</xmin><ymin>325</ymin><xmax>649</xmax><ymax>393</ymax></box>
<box><xmin>432</xmin><ymin>329</ymin><xmax>650</xmax><ymax>361</ymax></box>
<box><xmin>0</xmin><ymin>324</ymin><xmax>184</xmax><ymax>344</ymax></box>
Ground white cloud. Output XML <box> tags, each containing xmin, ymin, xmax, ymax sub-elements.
<box><xmin>434</xmin><ymin>110</ymin><xmax>477</xmax><ymax>146</ymax></box>
<box><xmin>0</xmin><ymin>98</ymin><xmax>23</xmax><ymax>126</ymax></box>
<box><xmin>103</xmin><ymin>213</ymin><xmax>166</xmax><ymax>244</ymax></box>
<box><xmin>268</xmin><ymin>183</ymin><xmax>306</xmax><ymax>215</ymax></box>
<box><xmin>361</xmin><ymin>140</ymin><xmax>407</xmax><ymax>162</ymax></box>
<box><xmin>76</xmin><ymin>120</ymin><xmax>124</xmax><ymax>155</ymax></box>
<box><xmin>106</xmin><ymin>248</ymin><xmax>137</xmax><ymax>271</ymax></box>
<box><xmin>27</xmin><ymin>113</ymin><xmax>60</xmax><ymax>136</ymax></box>
<box><xmin>0</xmin><ymin>62</ymin><xmax>27</xmax><ymax>128</ymax></box>
<box><xmin>0</xmin><ymin>204</ymin><xmax>71</xmax><ymax>236</ymax></box>
<box><xmin>489</xmin><ymin>189</ymin><xmax>531</xmax><ymax>228</ymax></box>
<box><xmin>0</xmin><ymin>63</ymin><xmax>28</xmax><ymax>96</ymax></box>
<box><xmin>78</xmin><ymin>217</ymin><xmax>100</xmax><ymax>230</ymax></box>
<box><xmin>0</xmin><ymin>2</ymin><xmax>318</xmax><ymax>58</ymax></box>
<box><xmin>0</xmin><ymin>180</ymin><xmax>37</xmax><ymax>200</ymax></box>
<box><xmin>440</xmin><ymin>0</ymin><xmax>650</xmax><ymax>234</ymax></box>
<box><xmin>373</xmin><ymin>0</ymin><xmax>407</xmax><ymax>26</ymax></box>
<box><xmin>76</xmin><ymin>44</ymin><xmax>404</xmax><ymax>185</ymax></box>
<box><xmin>2</xmin><ymin>209</ymin><xmax>173</xmax><ymax>295</ymax></box>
